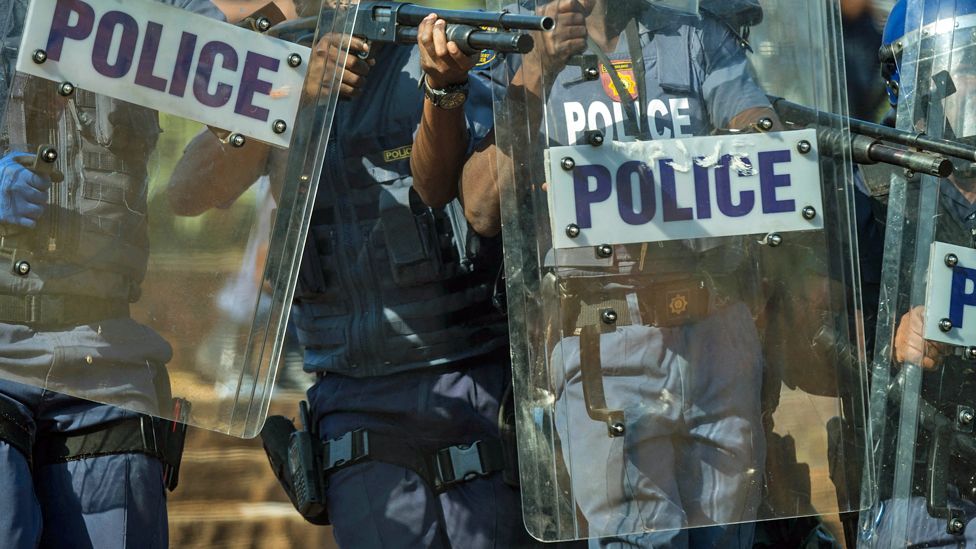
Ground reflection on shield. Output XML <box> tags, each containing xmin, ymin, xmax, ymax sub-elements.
<box><xmin>489</xmin><ymin>0</ymin><xmax>868</xmax><ymax>541</ymax></box>
<box><xmin>0</xmin><ymin>0</ymin><xmax>359</xmax><ymax>437</ymax></box>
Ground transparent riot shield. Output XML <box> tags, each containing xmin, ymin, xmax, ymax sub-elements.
<box><xmin>489</xmin><ymin>0</ymin><xmax>869</xmax><ymax>540</ymax></box>
<box><xmin>862</xmin><ymin>1</ymin><xmax>976</xmax><ymax>545</ymax></box>
<box><xmin>0</xmin><ymin>0</ymin><xmax>358</xmax><ymax>437</ymax></box>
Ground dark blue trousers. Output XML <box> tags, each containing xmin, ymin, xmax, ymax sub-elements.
<box><xmin>0</xmin><ymin>380</ymin><xmax>167</xmax><ymax>549</ymax></box>
<box><xmin>308</xmin><ymin>356</ymin><xmax>537</xmax><ymax>548</ymax></box>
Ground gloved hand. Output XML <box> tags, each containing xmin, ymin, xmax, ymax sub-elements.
<box><xmin>0</xmin><ymin>152</ymin><xmax>51</xmax><ymax>228</ymax></box>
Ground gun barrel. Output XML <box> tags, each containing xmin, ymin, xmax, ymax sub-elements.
<box><xmin>770</xmin><ymin>96</ymin><xmax>976</xmax><ymax>163</ymax></box>
<box><xmin>397</xmin><ymin>25</ymin><xmax>533</xmax><ymax>54</ymax></box>
<box><xmin>368</xmin><ymin>2</ymin><xmax>555</xmax><ymax>31</ymax></box>
<box><xmin>864</xmin><ymin>140</ymin><xmax>954</xmax><ymax>178</ymax></box>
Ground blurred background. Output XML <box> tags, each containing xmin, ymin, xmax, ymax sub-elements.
<box><xmin>161</xmin><ymin>1</ymin><xmax>896</xmax><ymax>547</ymax></box>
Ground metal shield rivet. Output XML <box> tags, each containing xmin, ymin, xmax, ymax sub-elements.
<box><xmin>228</xmin><ymin>133</ymin><xmax>246</xmax><ymax>148</ymax></box>
<box><xmin>255</xmin><ymin>16</ymin><xmax>272</xmax><ymax>31</ymax></box>
<box><xmin>802</xmin><ymin>206</ymin><xmax>817</xmax><ymax>220</ymax></box>
<box><xmin>14</xmin><ymin>261</ymin><xmax>30</xmax><ymax>276</ymax></box>
<box><xmin>287</xmin><ymin>53</ymin><xmax>303</xmax><ymax>68</ymax></box>
<box><xmin>41</xmin><ymin>147</ymin><xmax>58</xmax><ymax>163</ymax></box>
<box><xmin>58</xmin><ymin>82</ymin><xmax>75</xmax><ymax>97</ymax></box>
<box><xmin>946</xmin><ymin>253</ymin><xmax>959</xmax><ymax>268</ymax></box>
<box><xmin>272</xmin><ymin>120</ymin><xmax>288</xmax><ymax>134</ymax></box>
<box><xmin>588</xmin><ymin>131</ymin><xmax>604</xmax><ymax>146</ymax></box>
<box><xmin>948</xmin><ymin>517</ymin><xmax>965</xmax><ymax>534</ymax></box>
<box><xmin>758</xmin><ymin>117</ymin><xmax>774</xmax><ymax>131</ymax></box>
<box><xmin>766</xmin><ymin>233</ymin><xmax>783</xmax><ymax>247</ymax></box>
<box><xmin>565</xmin><ymin>224</ymin><xmax>580</xmax><ymax>238</ymax></box>
<box><xmin>610</xmin><ymin>422</ymin><xmax>625</xmax><ymax>436</ymax></box>
<box><xmin>561</xmin><ymin>157</ymin><xmax>576</xmax><ymax>171</ymax></box>
<box><xmin>940</xmin><ymin>318</ymin><xmax>954</xmax><ymax>332</ymax></box>
<box><xmin>596</xmin><ymin>244</ymin><xmax>613</xmax><ymax>258</ymax></box>
<box><xmin>959</xmin><ymin>409</ymin><xmax>974</xmax><ymax>426</ymax></box>
<box><xmin>797</xmin><ymin>140</ymin><xmax>812</xmax><ymax>154</ymax></box>
<box><xmin>601</xmin><ymin>309</ymin><xmax>617</xmax><ymax>325</ymax></box>
<box><xmin>584</xmin><ymin>67</ymin><xmax>599</xmax><ymax>80</ymax></box>
<box><xmin>32</xmin><ymin>49</ymin><xmax>47</xmax><ymax>64</ymax></box>
<box><xmin>966</xmin><ymin>346</ymin><xmax>976</xmax><ymax>361</ymax></box>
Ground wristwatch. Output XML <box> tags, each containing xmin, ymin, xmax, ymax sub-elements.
<box><xmin>421</xmin><ymin>75</ymin><xmax>469</xmax><ymax>110</ymax></box>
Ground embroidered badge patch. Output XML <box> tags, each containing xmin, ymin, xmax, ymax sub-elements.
<box><xmin>600</xmin><ymin>60</ymin><xmax>638</xmax><ymax>102</ymax></box>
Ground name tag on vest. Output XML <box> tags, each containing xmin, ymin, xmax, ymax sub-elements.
<box><xmin>546</xmin><ymin>130</ymin><xmax>824</xmax><ymax>249</ymax></box>
<box><xmin>16</xmin><ymin>0</ymin><xmax>311</xmax><ymax>148</ymax></box>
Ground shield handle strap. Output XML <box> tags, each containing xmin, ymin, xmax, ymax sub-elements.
<box><xmin>579</xmin><ymin>323</ymin><xmax>625</xmax><ymax>438</ymax></box>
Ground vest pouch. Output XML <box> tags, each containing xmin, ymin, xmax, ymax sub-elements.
<box><xmin>379</xmin><ymin>185</ymin><xmax>448</xmax><ymax>287</ymax></box>
<box><xmin>294</xmin><ymin>227</ymin><xmax>331</xmax><ymax>300</ymax></box>
<box><xmin>654</xmin><ymin>36</ymin><xmax>693</xmax><ymax>95</ymax></box>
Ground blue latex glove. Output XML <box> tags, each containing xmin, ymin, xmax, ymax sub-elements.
<box><xmin>0</xmin><ymin>152</ymin><xmax>51</xmax><ymax>228</ymax></box>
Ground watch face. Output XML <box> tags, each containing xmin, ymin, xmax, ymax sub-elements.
<box><xmin>439</xmin><ymin>91</ymin><xmax>467</xmax><ymax>110</ymax></box>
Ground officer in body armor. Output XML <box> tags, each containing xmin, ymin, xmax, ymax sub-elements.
<box><xmin>0</xmin><ymin>0</ymin><xmax>223</xmax><ymax>546</ymax></box>
<box><xmin>453</xmin><ymin>0</ymin><xmax>842</xmax><ymax>546</ymax></box>
<box><xmin>168</xmin><ymin>10</ymin><xmax>535</xmax><ymax>548</ymax></box>
<box><xmin>860</xmin><ymin>1</ymin><xmax>976</xmax><ymax>545</ymax></box>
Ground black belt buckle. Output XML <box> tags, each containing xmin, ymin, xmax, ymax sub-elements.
<box><xmin>643</xmin><ymin>279</ymin><xmax>709</xmax><ymax>327</ymax></box>
<box><xmin>432</xmin><ymin>440</ymin><xmax>488</xmax><ymax>492</ymax></box>
<box><xmin>323</xmin><ymin>429</ymin><xmax>369</xmax><ymax>472</ymax></box>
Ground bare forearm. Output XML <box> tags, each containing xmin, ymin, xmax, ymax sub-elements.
<box><xmin>411</xmin><ymin>100</ymin><xmax>469</xmax><ymax>208</ymax></box>
<box><xmin>168</xmin><ymin>131</ymin><xmax>271</xmax><ymax>216</ymax></box>
<box><xmin>460</xmin><ymin>133</ymin><xmax>501</xmax><ymax>236</ymax></box>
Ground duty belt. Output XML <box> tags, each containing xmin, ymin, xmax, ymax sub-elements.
<box><xmin>0</xmin><ymin>294</ymin><xmax>129</xmax><ymax>327</ymax></box>
<box><xmin>320</xmin><ymin>429</ymin><xmax>505</xmax><ymax>493</ymax></box>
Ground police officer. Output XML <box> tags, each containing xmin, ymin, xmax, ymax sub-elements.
<box><xmin>860</xmin><ymin>0</ymin><xmax>976</xmax><ymax>545</ymax></box>
<box><xmin>168</xmin><ymin>9</ymin><xmax>531</xmax><ymax>549</ymax></box>
<box><xmin>453</xmin><ymin>0</ymin><xmax>810</xmax><ymax>547</ymax></box>
<box><xmin>0</xmin><ymin>0</ymin><xmax>223</xmax><ymax>547</ymax></box>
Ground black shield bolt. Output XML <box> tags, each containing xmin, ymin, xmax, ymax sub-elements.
<box><xmin>766</xmin><ymin>233</ymin><xmax>783</xmax><ymax>247</ymax></box>
<box><xmin>601</xmin><ymin>309</ymin><xmax>618</xmax><ymax>325</ymax></box>
<box><xmin>561</xmin><ymin>157</ymin><xmax>576</xmax><ymax>171</ymax></box>
<box><xmin>14</xmin><ymin>261</ymin><xmax>30</xmax><ymax>276</ymax></box>
<box><xmin>757</xmin><ymin>117</ymin><xmax>774</xmax><ymax>131</ymax></box>
<box><xmin>32</xmin><ymin>49</ymin><xmax>47</xmax><ymax>64</ymax></box>
<box><xmin>797</xmin><ymin>140</ymin><xmax>812</xmax><ymax>154</ymax></box>
<box><xmin>959</xmin><ymin>408</ymin><xmax>974</xmax><ymax>426</ymax></box>
<box><xmin>587</xmin><ymin>131</ymin><xmax>605</xmax><ymax>146</ymax></box>
<box><xmin>565</xmin><ymin>224</ymin><xmax>581</xmax><ymax>238</ymax></box>
<box><xmin>584</xmin><ymin>67</ymin><xmax>599</xmax><ymax>80</ymax></box>
<box><xmin>256</xmin><ymin>16</ymin><xmax>272</xmax><ymax>31</ymax></box>
<box><xmin>272</xmin><ymin>120</ymin><xmax>288</xmax><ymax>134</ymax></box>
<box><xmin>596</xmin><ymin>244</ymin><xmax>613</xmax><ymax>258</ymax></box>
<box><xmin>41</xmin><ymin>147</ymin><xmax>58</xmax><ymax>163</ymax></box>
<box><xmin>802</xmin><ymin>206</ymin><xmax>817</xmax><ymax>220</ymax></box>
<box><xmin>966</xmin><ymin>346</ymin><xmax>976</xmax><ymax>361</ymax></box>
<box><xmin>228</xmin><ymin>133</ymin><xmax>246</xmax><ymax>148</ymax></box>
<box><xmin>948</xmin><ymin>518</ymin><xmax>965</xmax><ymax>535</ymax></box>
<box><xmin>610</xmin><ymin>422</ymin><xmax>625</xmax><ymax>436</ymax></box>
<box><xmin>58</xmin><ymin>82</ymin><xmax>75</xmax><ymax>97</ymax></box>
<box><xmin>940</xmin><ymin>318</ymin><xmax>954</xmax><ymax>332</ymax></box>
<box><xmin>287</xmin><ymin>53</ymin><xmax>303</xmax><ymax>68</ymax></box>
<box><xmin>946</xmin><ymin>253</ymin><xmax>960</xmax><ymax>268</ymax></box>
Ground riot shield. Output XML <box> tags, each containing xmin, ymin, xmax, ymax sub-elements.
<box><xmin>0</xmin><ymin>0</ymin><xmax>359</xmax><ymax>437</ymax></box>
<box><xmin>489</xmin><ymin>0</ymin><xmax>869</xmax><ymax>540</ymax></box>
<box><xmin>862</xmin><ymin>1</ymin><xmax>976</xmax><ymax>544</ymax></box>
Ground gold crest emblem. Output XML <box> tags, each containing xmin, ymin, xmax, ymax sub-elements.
<box><xmin>668</xmin><ymin>294</ymin><xmax>689</xmax><ymax>316</ymax></box>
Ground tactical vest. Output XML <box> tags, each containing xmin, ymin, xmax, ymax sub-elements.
<box><xmin>290</xmin><ymin>46</ymin><xmax>508</xmax><ymax>377</ymax></box>
<box><xmin>0</xmin><ymin>80</ymin><xmax>156</xmax><ymax>322</ymax></box>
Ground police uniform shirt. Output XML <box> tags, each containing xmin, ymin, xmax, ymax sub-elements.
<box><xmin>527</xmin><ymin>7</ymin><xmax>770</xmax><ymax>273</ymax></box>
<box><xmin>541</xmin><ymin>8</ymin><xmax>770</xmax><ymax>147</ymax></box>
